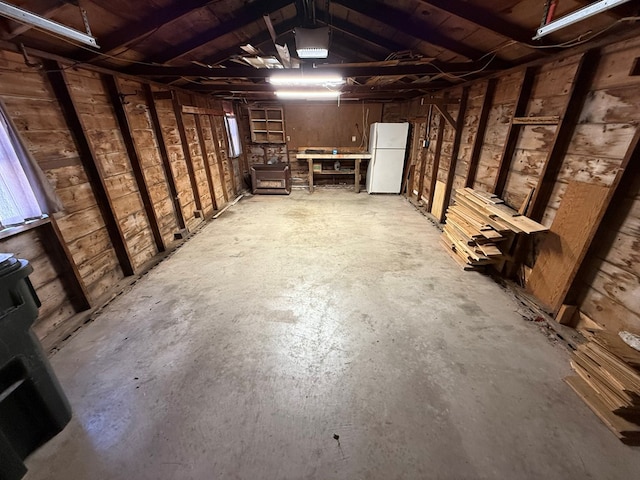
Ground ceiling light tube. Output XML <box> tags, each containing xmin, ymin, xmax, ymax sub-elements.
<box><xmin>0</xmin><ymin>1</ymin><xmax>99</xmax><ymax>48</ymax></box>
<box><xmin>534</xmin><ymin>0</ymin><xmax>633</xmax><ymax>39</ymax></box>
<box><xmin>268</xmin><ymin>74</ymin><xmax>344</xmax><ymax>86</ymax></box>
<box><xmin>275</xmin><ymin>90</ymin><xmax>341</xmax><ymax>100</ymax></box>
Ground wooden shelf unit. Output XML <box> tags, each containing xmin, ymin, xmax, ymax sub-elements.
<box><xmin>249</xmin><ymin>107</ymin><xmax>286</xmax><ymax>143</ymax></box>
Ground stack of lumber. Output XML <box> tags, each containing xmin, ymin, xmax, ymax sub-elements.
<box><xmin>566</xmin><ymin>331</ymin><xmax>640</xmax><ymax>445</ymax></box>
<box><xmin>440</xmin><ymin>187</ymin><xmax>548</xmax><ymax>270</ymax></box>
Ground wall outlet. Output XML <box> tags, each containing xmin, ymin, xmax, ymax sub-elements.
<box><xmin>351</xmin><ymin>135</ymin><xmax>357</xmax><ymax>142</ymax></box>
<box><xmin>287</xmin><ymin>135</ymin><xmax>291</xmax><ymax>141</ymax></box>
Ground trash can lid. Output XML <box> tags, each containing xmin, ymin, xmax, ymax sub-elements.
<box><xmin>0</xmin><ymin>253</ymin><xmax>20</xmax><ymax>277</ymax></box>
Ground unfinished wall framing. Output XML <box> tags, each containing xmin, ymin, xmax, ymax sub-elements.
<box><xmin>0</xmin><ymin>49</ymin><xmax>246</xmax><ymax>351</ymax></box>
<box><xmin>405</xmin><ymin>36</ymin><xmax>640</xmax><ymax>335</ymax></box>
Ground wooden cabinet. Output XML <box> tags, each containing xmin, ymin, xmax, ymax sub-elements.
<box><xmin>249</xmin><ymin>107</ymin><xmax>286</xmax><ymax>143</ymax></box>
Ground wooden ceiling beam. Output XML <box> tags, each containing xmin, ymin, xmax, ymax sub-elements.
<box><xmin>127</xmin><ymin>60</ymin><xmax>498</xmax><ymax>78</ymax></box>
<box><xmin>329</xmin><ymin>33</ymin><xmax>384</xmax><ymax>63</ymax></box>
<box><xmin>318</xmin><ymin>17</ymin><xmax>409</xmax><ymax>54</ymax></box>
<box><xmin>331</xmin><ymin>0</ymin><xmax>509</xmax><ymax>65</ymax></box>
<box><xmin>418</xmin><ymin>0</ymin><xmax>547</xmax><ymax>51</ymax></box>
<box><xmin>146</xmin><ymin>0</ymin><xmax>294</xmax><ymax>64</ymax></box>
<box><xmin>75</xmin><ymin>0</ymin><xmax>213</xmax><ymax>60</ymax></box>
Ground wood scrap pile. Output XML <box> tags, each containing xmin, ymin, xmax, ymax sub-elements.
<box><xmin>566</xmin><ymin>331</ymin><xmax>640</xmax><ymax>445</ymax></box>
<box><xmin>440</xmin><ymin>187</ymin><xmax>548</xmax><ymax>270</ymax></box>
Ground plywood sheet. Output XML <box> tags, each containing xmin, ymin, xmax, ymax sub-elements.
<box><xmin>527</xmin><ymin>181</ymin><xmax>611</xmax><ymax>311</ymax></box>
<box><xmin>432</xmin><ymin>180</ymin><xmax>447</xmax><ymax>222</ymax></box>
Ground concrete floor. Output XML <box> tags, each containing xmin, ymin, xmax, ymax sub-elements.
<box><xmin>25</xmin><ymin>189</ymin><xmax>640</xmax><ymax>479</ymax></box>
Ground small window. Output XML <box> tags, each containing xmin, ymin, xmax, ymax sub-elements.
<box><xmin>224</xmin><ymin>114</ymin><xmax>242</xmax><ymax>158</ymax></box>
<box><xmin>0</xmin><ymin>102</ymin><xmax>62</xmax><ymax>231</ymax></box>
<box><xmin>0</xmin><ymin>113</ymin><xmax>45</xmax><ymax>227</ymax></box>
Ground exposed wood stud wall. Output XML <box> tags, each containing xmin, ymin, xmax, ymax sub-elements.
<box><xmin>103</xmin><ymin>74</ymin><xmax>165</xmax><ymax>252</ymax></box>
<box><xmin>43</xmin><ymin>218</ymin><xmax>91</xmax><ymax>312</ymax></box>
<box><xmin>405</xmin><ymin>35</ymin><xmax>640</xmax><ymax>335</ymax></box>
<box><xmin>207</xmin><ymin>106</ymin><xmax>229</xmax><ymax>204</ymax></box>
<box><xmin>43</xmin><ymin>60</ymin><xmax>135</xmax><ymax>277</ymax></box>
<box><xmin>170</xmin><ymin>91</ymin><xmax>205</xmax><ymax>215</ymax></box>
<box><xmin>142</xmin><ymin>84</ymin><xmax>187</xmax><ymax>231</ymax></box>
<box><xmin>527</xmin><ymin>50</ymin><xmax>600</xmax><ymax>222</ymax></box>
<box><xmin>0</xmin><ymin>50</ymin><xmax>243</xmax><ymax>350</ymax></box>
<box><xmin>191</xmin><ymin>101</ymin><xmax>219</xmax><ymax>211</ymax></box>
<box><xmin>493</xmin><ymin>66</ymin><xmax>537</xmax><ymax>197</ymax></box>
<box><xmin>465</xmin><ymin>79</ymin><xmax>497</xmax><ymax>188</ymax></box>
<box><xmin>439</xmin><ymin>86</ymin><xmax>470</xmax><ymax>222</ymax></box>
<box><xmin>190</xmin><ymin>96</ymin><xmax>226</xmax><ymax>208</ymax></box>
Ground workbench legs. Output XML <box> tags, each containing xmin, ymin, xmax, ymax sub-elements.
<box><xmin>308</xmin><ymin>158</ymin><xmax>314</xmax><ymax>193</ymax></box>
<box><xmin>307</xmin><ymin>157</ymin><xmax>363</xmax><ymax>194</ymax></box>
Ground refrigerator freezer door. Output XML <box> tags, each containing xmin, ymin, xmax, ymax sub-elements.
<box><xmin>366</xmin><ymin>148</ymin><xmax>406</xmax><ymax>193</ymax></box>
<box><xmin>371</xmin><ymin>122</ymin><xmax>409</xmax><ymax>149</ymax></box>
<box><xmin>368</xmin><ymin>122</ymin><xmax>377</xmax><ymax>152</ymax></box>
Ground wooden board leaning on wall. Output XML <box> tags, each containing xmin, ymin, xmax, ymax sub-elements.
<box><xmin>527</xmin><ymin>181</ymin><xmax>611</xmax><ymax>312</ymax></box>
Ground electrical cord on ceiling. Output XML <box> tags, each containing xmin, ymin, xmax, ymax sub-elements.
<box><xmin>428</xmin><ymin>15</ymin><xmax>639</xmax><ymax>81</ymax></box>
<box><xmin>18</xmin><ymin>21</ymin><xmax>165</xmax><ymax>72</ymax></box>
<box><xmin>479</xmin><ymin>15</ymin><xmax>640</xmax><ymax>59</ymax></box>
<box><xmin>18</xmin><ymin>11</ymin><xmax>640</xmax><ymax>82</ymax></box>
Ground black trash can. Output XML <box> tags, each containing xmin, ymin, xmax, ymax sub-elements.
<box><xmin>0</xmin><ymin>253</ymin><xmax>72</xmax><ymax>480</ymax></box>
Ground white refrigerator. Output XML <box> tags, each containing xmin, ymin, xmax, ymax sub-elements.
<box><xmin>366</xmin><ymin>122</ymin><xmax>410</xmax><ymax>194</ymax></box>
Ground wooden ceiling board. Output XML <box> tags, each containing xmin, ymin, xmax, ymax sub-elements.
<box><xmin>409</xmin><ymin>3</ymin><xmax>453</xmax><ymax>29</ymax></box>
<box><xmin>179</xmin><ymin>22</ymin><xmax>272</xmax><ymax>65</ymax></box>
<box><xmin>336</xmin><ymin>6</ymin><xmax>384</xmax><ymax>35</ymax></box>
<box><xmin>125</xmin><ymin>8</ymin><xmax>223</xmax><ymax>60</ymax></box>
<box><xmin>409</xmin><ymin>37</ymin><xmax>467</xmax><ymax>63</ymax></box>
<box><xmin>453</xmin><ymin>25</ymin><xmax>517</xmax><ymax>54</ymax></box>
<box><xmin>335</xmin><ymin>6</ymin><xmax>455</xmax><ymax>60</ymax></box>
<box><xmin>89</xmin><ymin>0</ymin><xmax>174</xmax><ymax>23</ymax></box>
<box><xmin>204</xmin><ymin>0</ymin><xmax>245</xmax><ymax>18</ymax></box>
<box><xmin>0</xmin><ymin>0</ymin><xmax>634</xmax><ymax>97</ymax></box>
<box><xmin>463</xmin><ymin>0</ymin><xmax>533</xmax><ymax>29</ymax></box>
<box><xmin>43</xmin><ymin>2</ymin><xmax>128</xmax><ymax>36</ymax></box>
<box><xmin>490</xmin><ymin>41</ymin><xmax>540</xmax><ymax>62</ymax></box>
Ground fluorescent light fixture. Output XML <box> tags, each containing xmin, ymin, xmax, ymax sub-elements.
<box><xmin>534</xmin><ymin>0</ymin><xmax>632</xmax><ymax>39</ymax></box>
<box><xmin>268</xmin><ymin>74</ymin><xmax>344</xmax><ymax>86</ymax></box>
<box><xmin>0</xmin><ymin>1</ymin><xmax>99</xmax><ymax>48</ymax></box>
<box><xmin>275</xmin><ymin>90</ymin><xmax>341</xmax><ymax>100</ymax></box>
<box><xmin>295</xmin><ymin>27</ymin><xmax>330</xmax><ymax>59</ymax></box>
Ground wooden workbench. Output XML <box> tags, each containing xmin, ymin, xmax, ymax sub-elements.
<box><xmin>296</xmin><ymin>151</ymin><xmax>372</xmax><ymax>193</ymax></box>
